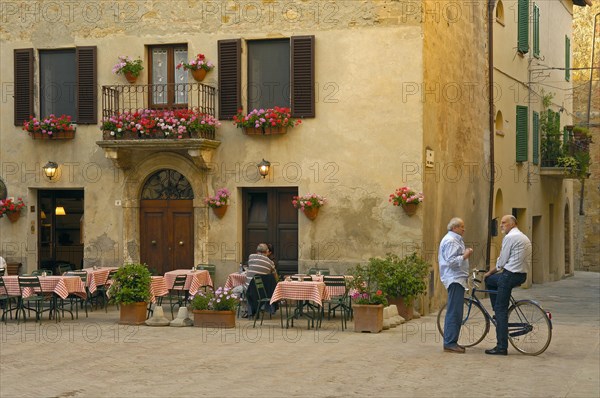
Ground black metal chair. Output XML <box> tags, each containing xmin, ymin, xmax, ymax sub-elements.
<box><xmin>320</xmin><ymin>276</ymin><xmax>350</xmax><ymax>331</ymax></box>
<box><xmin>16</xmin><ymin>276</ymin><xmax>53</xmax><ymax>323</ymax></box>
<box><xmin>0</xmin><ymin>277</ymin><xmax>18</xmax><ymax>323</ymax></box>
<box><xmin>168</xmin><ymin>275</ymin><xmax>188</xmax><ymax>318</ymax></box>
<box><xmin>31</xmin><ymin>269</ymin><xmax>53</xmax><ymax>276</ymax></box>
<box><xmin>96</xmin><ymin>269</ymin><xmax>118</xmax><ymax>312</ymax></box>
<box><xmin>308</xmin><ymin>267</ymin><xmax>331</xmax><ymax>276</ymax></box>
<box><xmin>196</xmin><ymin>264</ymin><xmax>216</xmax><ymax>288</ymax></box>
<box><xmin>63</xmin><ymin>271</ymin><xmax>90</xmax><ymax>318</ymax></box>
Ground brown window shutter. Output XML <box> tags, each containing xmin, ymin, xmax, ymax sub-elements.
<box><xmin>14</xmin><ymin>48</ymin><xmax>34</xmax><ymax>126</ymax></box>
<box><xmin>76</xmin><ymin>46</ymin><xmax>97</xmax><ymax>124</ymax></box>
<box><xmin>291</xmin><ymin>35</ymin><xmax>315</xmax><ymax>118</ymax></box>
<box><xmin>218</xmin><ymin>39</ymin><xmax>241</xmax><ymax>120</ymax></box>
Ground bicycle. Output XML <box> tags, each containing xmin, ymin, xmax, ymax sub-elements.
<box><xmin>437</xmin><ymin>269</ymin><xmax>553</xmax><ymax>356</ymax></box>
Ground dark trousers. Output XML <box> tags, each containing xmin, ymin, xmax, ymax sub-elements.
<box><xmin>486</xmin><ymin>270</ymin><xmax>527</xmax><ymax>350</ymax></box>
<box><xmin>443</xmin><ymin>283</ymin><xmax>465</xmax><ymax>347</ymax></box>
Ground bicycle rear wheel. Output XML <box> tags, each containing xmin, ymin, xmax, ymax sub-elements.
<box><xmin>437</xmin><ymin>298</ymin><xmax>490</xmax><ymax>347</ymax></box>
<box><xmin>508</xmin><ymin>300</ymin><xmax>552</xmax><ymax>355</ymax></box>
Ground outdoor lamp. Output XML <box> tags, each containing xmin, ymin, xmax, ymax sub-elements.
<box><xmin>257</xmin><ymin>159</ymin><xmax>271</xmax><ymax>178</ymax></box>
<box><xmin>55</xmin><ymin>206</ymin><xmax>66</xmax><ymax>216</ymax></box>
<box><xmin>42</xmin><ymin>161</ymin><xmax>58</xmax><ymax>180</ymax></box>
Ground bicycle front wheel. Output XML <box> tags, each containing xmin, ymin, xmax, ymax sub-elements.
<box><xmin>437</xmin><ymin>298</ymin><xmax>490</xmax><ymax>347</ymax></box>
<box><xmin>508</xmin><ymin>300</ymin><xmax>552</xmax><ymax>356</ymax></box>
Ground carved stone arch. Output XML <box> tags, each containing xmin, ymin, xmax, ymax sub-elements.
<box><xmin>120</xmin><ymin>152</ymin><xmax>209</xmax><ymax>264</ymax></box>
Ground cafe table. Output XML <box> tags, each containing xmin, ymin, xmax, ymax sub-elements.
<box><xmin>225</xmin><ymin>272</ymin><xmax>247</xmax><ymax>290</ymax></box>
<box><xmin>270</xmin><ymin>280</ymin><xmax>330</xmax><ymax>329</ymax></box>
<box><xmin>164</xmin><ymin>269</ymin><xmax>212</xmax><ymax>296</ymax></box>
<box><xmin>80</xmin><ymin>267</ymin><xmax>119</xmax><ymax>293</ymax></box>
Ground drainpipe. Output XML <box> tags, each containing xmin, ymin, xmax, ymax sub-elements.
<box><xmin>486</xmin><ymin>0</ymin><xmax>496</xmax><ymax>269</ymax></box>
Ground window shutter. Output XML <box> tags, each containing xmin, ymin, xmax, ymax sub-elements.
<box><xmin>76</xmin><ymin>46</ymin><xmax>97</xmax><ymax>124</ymax></box>
<box><xmin>291</xmin><ymin>35</ymin><xmax>315</xmax><ymax>118</ymax></box>
<box><xmin>565</xmin><ymin>36</ymin><xmax>570</xmax><ymax>81</ymax></box>
<box><xmin>218</xmin><ymin>39</ymin><xmax>241</xmax><ymax>120</ymax></box>
<box><xmin>533</xmin><ymin>111</ymin><xmax>539</xmax><ymax>165</ymax></box>
<box><xmin>517</xmin><ymin>0</ymin><xmax>529</xmax><ymax>54</ymax></box>
<box><xmin>516</xmin><ymin>105</ymin><xmax>528</xmax><ymax>162</ymax></box>
<box><xmin>14</xmin><ymin>48</ymin><xmax>34</xmax><ymax>126</ymax></box>
<box><xmin>533</xmin><ymin>4</ymin><xmax>540</xmax><ymax>58</ymax></box>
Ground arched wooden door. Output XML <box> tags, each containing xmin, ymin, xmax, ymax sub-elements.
<box><xmin>140</xmin><ymin>170</ymin><xmax>194</xmax><ymax>275</ymax></box>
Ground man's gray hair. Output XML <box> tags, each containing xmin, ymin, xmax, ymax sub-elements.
<box><xmin>256</xmin><ymin>243</ymin><xmax>269</xmax><ymax>254</ymax></box>
<box><xmin>447</xmin><ymin>217</ymin><xmax>463</xmax><ymax>231</ymax></box>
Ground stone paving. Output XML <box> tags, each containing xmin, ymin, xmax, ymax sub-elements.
<box><xmin>0</xmin><ymin>271</ymin><xmax>598</xmax><ymax>398</ymax></box>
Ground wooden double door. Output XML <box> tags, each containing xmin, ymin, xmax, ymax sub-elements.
<box><xmin>140</xmin><ymin>200</ymin><xmax>193</xmax><ymax>275</ymax></box>
<box><xmin>243</xmin><ymin>188</ymin><xmax>298</xmax><ymax>275</ymax></box>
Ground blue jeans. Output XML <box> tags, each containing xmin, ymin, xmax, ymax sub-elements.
<box><xmin>486</xmin><ymin>270</ymin><xmax>527</xmax><ymax>350</ymax></box>
<box><xmin>443</xmin><ymin>283</ymin><xmax>465</xmax><ymax>347</ymax></box>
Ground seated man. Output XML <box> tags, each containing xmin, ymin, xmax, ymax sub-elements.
<box><xmin>234</xmin><ymin>243</ymin><xmax>277</xmax><ymax>317</ymax></box>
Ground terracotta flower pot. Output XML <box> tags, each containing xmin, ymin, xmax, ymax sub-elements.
<box><xmin>192</xmin><ymin>310</ymin><xmax>236</xmax><ymax>328</ymax></box>
<box><xmin>30</xmin><ymin>130</ymin><xmax>75</xmax><ymax>140</ymax></box>
<box><xmin>212</xmin><ymin>205</ymin><xmax>228</xmax><ymax>218</ymax></box>
<box><xmin>7</xmin><ymin>212</ymin><xmax>20</xmax><ymax>223</ymax></box>
<box><xmin>303</xmin><ymin>207</ymin><xmax>319</xmax><ymax>220</ymax></box>
<box><xmin>402</xmin><ymin>203</ymin><xmax>419</xmax><ymax>216</ymax></box>
<box><xmin>353</xmin><ymin>304</ymin><xmax>384</xmax><ymax>333</ymax></box>
<box><xmin>191</xmin><ymin>68</ymin><xmax>207</xmax><ymax>82</ymax></box>
<box><xmin>119</xmin><ymin>302</ymin><xmax>148</xmax><ymax>325</ymax></box>
<box><xmin>387</xmin><ymin>296</ymin><xmax>414</xmax><ymax>321</ymax></box>
<box><xmin>124</xmin><ymin>71</ymin><xmax>138</xmax><ymax>84</ymax></box>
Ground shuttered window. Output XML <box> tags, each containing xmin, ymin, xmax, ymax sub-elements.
<box><xmin>76</xmin><ymin>46</ymin><xmax>97</xmax><ymax>124</ymax></box>
<box><xmin>247</xmin><ymin>39</ymin><xmax>290</xmax><ymax>111</ymax></box>
<box><xmin>565</xmin><ymin>36</ymin><xmax>570</xmax><ymax>81</ymax></box>
<box><xmin>14</xmin><ymin>46</ymin><xmax>97</xmax><ymax>125</ymax></box>
<box><xmin>291</xmin><ymin>36</ymin><xmax>315</xmax><ymax>118</ymax></box>
<box><xmin>533</xmin><ymin>4</ymin><xmax>540</xmax><ymax>58</ymax></box>
<box><xmin>517</xmin><ymin>0</ymin><xmax>529</xmax><ymax>54</ymax></box>
<box><xmin>14</xmin><ymin>49</ymin><xmax>34</xmax><ymax>126</ymax></box>
<box><xmin>218</xmin><ymin>39</ymin><xmax>241</xmax><ymax>120</ymax></box>
<box><xmin>516</xmin><ymin>105</ymin><xmax>528</xmax><ymax>162</ymax></box>
<box><xmin>532</xmin><ymin>111</ymin><xmax>539</xmax><ymax>165</ymax></box>
<box><xmin>218</xmin><ymin>36</ymin><xmax>315</xmax><ymax>120</ymax></box>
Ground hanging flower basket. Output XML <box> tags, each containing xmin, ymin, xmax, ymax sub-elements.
<box><xmin>7</xmin><ymin>212</ymin><xmax>20</xmax><ymax>223</ymax></box>
<box><xmin>124</xmin><ymin>71</ymin><xmax>138</xmax><ymax>84</ymax></box>
<box><xmin>191</xmin><ymin>68</ymin><xmax>207</xmax><ymax>82</ymax></box>
<box><xmin>303</xmin><ymin>207</ymin><xmax>319</xmax><ymax>220</ymax></box>
<box><xmin>212</xmin><ymin>205</ymin><xmax>228</xmax><ymax>218</ymax></box>
<box><xmin>402</xmin><ymin>203</ymin><xmax>418</xmax><ymax>216</ymax></box>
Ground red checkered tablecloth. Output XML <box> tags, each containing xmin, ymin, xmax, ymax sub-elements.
<box><xmin>225</xmin><ymin>273</ymin><xmax>246</xmax><ymax>290</ymax></box>
<box><xmin>270</xmin><ymin>281</ymin><xmax>330</xmax><ymax>307</ymax></box>
<box><xmin>164</xmin><ymin>269</ymin><xmax>212</xmax><ymax>295</ymax></box>
<box><xmin>150</xmin><ymin>276</ymin><xmax>169</xmax><ymax>303</ymax></box>
<box><xmin>2</xmin><ymin>275</ymin><xmax>86</xmax><ymax>299</ymax></box>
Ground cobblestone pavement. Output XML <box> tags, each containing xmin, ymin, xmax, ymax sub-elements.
<box><xmin>1</xmin><ymin>272</ymin><xmax>598</xmax><ymax>398</ymax></box>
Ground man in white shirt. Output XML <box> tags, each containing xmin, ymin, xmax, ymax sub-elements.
<box><xmin>438</xmin><ymin>217</ymin><xmax>473</xmax><ymax>353</ymax></box>
<box><xmin>484</xmin><ymin>215</ymin><xmax>531</xmax><ymax>355</ymax></box>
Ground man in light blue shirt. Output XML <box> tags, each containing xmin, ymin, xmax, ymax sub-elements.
<box><xmin>439</xmin><ymin>217</ymin><xmax>473</xmax><ymax>353</ymax></box>
<box><xmin>484</xmin><ymin>215</ymin><xmax>531</xmax><ymax>355</ymax></box>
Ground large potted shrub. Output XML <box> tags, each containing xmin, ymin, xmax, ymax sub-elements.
<box><xmin>377</xmin><ymin>252</ymin><xmax>430</xmax><ymax>320</ymax></box>
<box><xmin>108</xmin><ymin>263</ymin><xmax>152</xmax><ymax>325</ymax></box>
<box><xmin>190</xmin><ymin>287</ymin><xmax>239</xmax><ymax>328</ymax></box>
<box><xmin>348</xmin><ymin>262</ymin><xmax>388</xmax><ymax>333</ymax></box>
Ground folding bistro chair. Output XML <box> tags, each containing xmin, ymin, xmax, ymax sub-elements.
<box><xmin>320</xmin><ymin>276</ymin><xmax>350</xmax><ymax>331</ymax></box>
<box><xmin>0</xmin><ymin>277</ymin><xmax>18</xmax><ymax>323</ymax></box>
<box><xmin>16</xmin><ymin>276</ymin><xmax>53</xmax><ymax>323</ymax></box>
<box><xmin>167</xmin><ymin>275</ymin><xmax>189</xmax><ymax>318</ymax></box>
<box><xmin>252</xmin><ymin>275</ymin><xmax>273</xmax><ymax>327</ymax></box>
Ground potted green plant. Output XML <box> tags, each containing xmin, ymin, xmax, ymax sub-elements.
<box><xmin>377</xmin><ymin>252</ymin><xmax>430</xmax><ymax>320</ymax></box>
<box><xmin>112</xmin><ymin>55</ymin><xmax>144</xmax><ymax>83</ymax></box>
<box><xmin>348</xmin><ymin>262</ymin><xmax>388</xmax><ymax>333</ymax></box>
<box><xmin>107</xmin><ymin>263</ymin><xmax>152</xmax><ymax>325</ymax></box>
<box><xmin>292</xmin><ymin>193</ymin><xmax>327</xmax><ymax>220</ymax></box>
<box><xmin>190</xmin><ymin>287</ymin><xmax>239</xmax><ymax>328</ymax></box>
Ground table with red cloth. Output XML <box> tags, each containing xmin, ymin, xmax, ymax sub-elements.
<box><xmin>163</xmin><ymin>269</ymin><xmax>212</xmax><ymax>296</ymax></box>
<box><xmin>149</xmin><ymin>276</ymin><xmax>169</xmax><ymax>303</ymax></box>
<box><xmin>80</xmin><ymin>267</ymin><xmax>119</xmax><ymax>293</ymax></box>
<box><xmin>224</xmin><ymin>272</ymin><xmax>247</xmax><ymax>290</ymax></box>
<box><xmin>2</xmin><ymin>275</ymin><xmax>86</xmax><ymax>299</ymax></box>
<box><xmin>270</xmin><ymin>280</ymin><xmax>330</xmax><ymax>328</ymax></box>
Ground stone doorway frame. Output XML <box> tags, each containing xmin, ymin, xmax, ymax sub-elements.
<box><xmin>120</xmin><ymin>152</ymin><xmax>209</xmax><ymax>265</ymax></box>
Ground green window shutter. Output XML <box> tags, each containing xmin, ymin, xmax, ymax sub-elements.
<box><xmin>533</xmin><ymin>4</ymin><xmax>540</xmax><ymax>58</ymax></box>
<box><xmin>555</xmin><ymin>110</ymin><xmax>560</xmax><ymax>134</ymax></box>
<box><xmin>533</xmin><ymin>111</ymin><xmax>539</xmax><ymax>165</ymax></box>
<box><xmin>565</xmin><ymin>36</ymin><xmax>570</xmax><ymax>81</ymax></box>
<box><xmin>518</xmin><ymin>0</ymin><xmax>529</xmax><ymax>54</ymax></box>
<box><xmin>516</xmin><ymin>105</ymin><xmax>528</xmax><ymax>162</ymax></box>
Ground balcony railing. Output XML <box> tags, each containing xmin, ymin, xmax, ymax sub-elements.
<box><xmin>101</xmin><ymin>82</ymin><xmax>216</xmax><ymax>120</ymax></box>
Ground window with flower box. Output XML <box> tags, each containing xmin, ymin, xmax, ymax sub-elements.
<box><xmin>14</xmin><ymin>47</ymin><xmax>97</xmax><ymax>126</ymax></box>
<box><xmin>218</xmin><ymin>36</ymin><xmax>315</xmax><ymax>120</ymax></box>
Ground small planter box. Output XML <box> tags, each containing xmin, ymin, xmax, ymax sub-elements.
<box><xmin>192</xmin><ymin>310</ymin><xmax>236</xmax><ymax>328</ymax></box>
<box><xmin>119</xmin><ymin>302</ymin><xmax>148</xmax><ymax>325</ymax></box>
<box><xmin>353</xmin><ymin>304</ymin><xmax>383</xmax><ymax>333</ymax></box>
<box><xmin>242</xmin><ymin>126</ymin><xmax>288</xmax><ymax>136</ymax></box>
<box><xmin>30</xmin><ymin>130</ymin><xmax>75</xmax><ymax>140</ymax></box>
